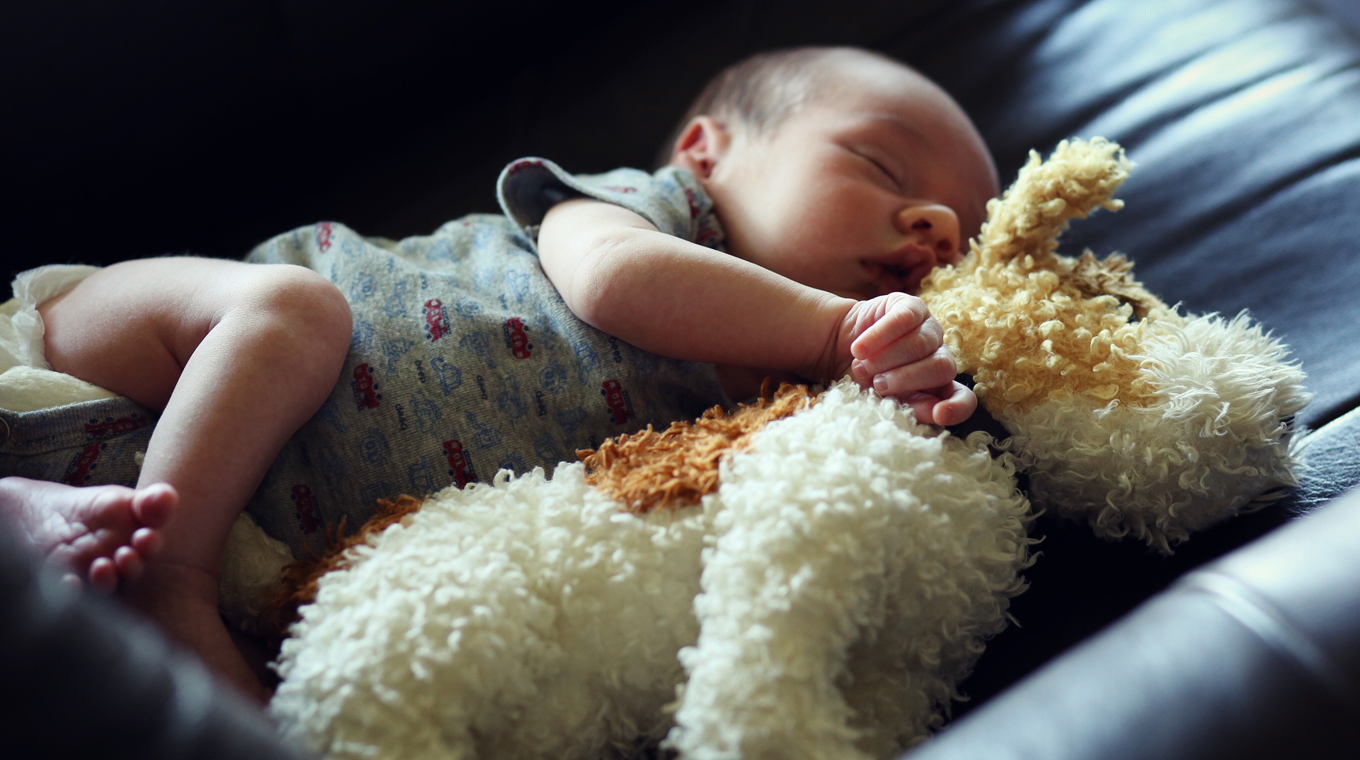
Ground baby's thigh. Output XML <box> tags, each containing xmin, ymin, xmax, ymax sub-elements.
<box><xmin>38</xmin><ymin>256</ymin><xmax>297</xmax><ymax>409</ymax></box>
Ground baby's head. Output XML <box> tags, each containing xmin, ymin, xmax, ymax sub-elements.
<box><xmin>665</xmin><ymin>47</ymin><xmax>998</xmax><ymax>298</ymax></box>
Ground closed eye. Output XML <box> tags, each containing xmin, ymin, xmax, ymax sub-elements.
<box><xmin>856</xmin><ymin>151</ymin><xmax>901</xmax><ymax>188</ymax></box>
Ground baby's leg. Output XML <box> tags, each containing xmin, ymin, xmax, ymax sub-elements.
<box><xmin>0</xmin><ymin>477</ymin><xmax>176</xmax><ymax>591</ymax></box>
<box><xmin>39</xmin><ymin>256</ymin><xmax>352</xmax><ymax>699</ymax></box>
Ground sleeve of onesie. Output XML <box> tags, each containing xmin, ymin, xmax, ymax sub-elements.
<box><xmin>496</xmin><ymin>157</ymin><xmax>726</xmax><ymax>253</ymax></box>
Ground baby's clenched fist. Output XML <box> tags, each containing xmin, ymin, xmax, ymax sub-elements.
<box><xmin>839</xmin><ymin>293</ymin><xmax>976</xmax><ymax>426</ymax></box>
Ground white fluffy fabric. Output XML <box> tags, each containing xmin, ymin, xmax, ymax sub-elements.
<box><xmin>999</xmin><ymin>310</ymin><xmax>1311</xmax><ymax>550</ymax></box>
<box><xmin>217</xmin><ymin>511</ymin><xmax>296</xmax><ymax>636</ymax></box>
<box><xmin>0</xmin><ymin>365</ymin><xmax>116</xmax><ymax>412</ymax></box>
<box><xmin>265</xmin><ymin>381</ymin><xmax>1032</xmax><ymax>760</ymax></box>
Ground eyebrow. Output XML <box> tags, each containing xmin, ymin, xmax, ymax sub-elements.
<box><xmin>858</xmin><ymin>112</ymin><xmax>929</xmax><ymax>145</ymax></box>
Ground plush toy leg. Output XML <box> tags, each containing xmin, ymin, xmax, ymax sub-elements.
<box><xmin>669</xmin><ymin>382</ymin><xmax>1031</xmax><ymax>759</ymax></box>
<box><xmin>269</xmin><ymin>465</ymin><xmax>714</xmax><ymax>760</ymax></box>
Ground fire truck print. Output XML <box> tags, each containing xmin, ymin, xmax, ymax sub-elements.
<box><xmin>83</xmin><ymin>414</ymin><xmax>149</xmax><ymax>438</ymax></box>
<box><xmin>316</xmin><ymin>222</ymin><xmax>334</xmax><ymax>253</ymax></box>
<box><xmin>423</xmin><ymin>298</ymin><xmax>451</xmax><ymax>341</ymax></box>
<box><xmin>351</xmin><ymin>363</ymin><xmax>381</xmax><ymax>409</ymax></box>
<box><xmin>503</xmin><ymin>316</ymin><xmax>532</xmax><ymax>359</ymax></box>
<box><xmin>601</xmin><ymin>378</ymin><xmax>635</xmax><ymax>425</ymax></box>
<box><xmin>63</xmin><ymin>442</ymin><xmax>104</xmax><ymax>485</ymax></box>
<box><xmin>443</xmin><ymin>439</ymin><xmax>478</xmax><ymax>488</ymax></box>
<box><xmin>291</xmin><ymin>485</ymin><xmax>322</xmax><ymax>534</ymax></box>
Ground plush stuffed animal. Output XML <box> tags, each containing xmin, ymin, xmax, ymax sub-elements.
<box><xmin>218</xmin><ymin>138</ymin><xmax>1309</xmax><ymax>760</ymax></box>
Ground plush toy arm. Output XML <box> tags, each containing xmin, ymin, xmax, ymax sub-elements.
<box><xmin>671</xmin><ymin>459</ymin><xmax>881</xmax><ymax>760</ymax></box>
<box><xmin>972</xmin><ymin>138</ymin><xmax>1131</xmax><ymax>267</ymax></box>
<box><xmin>1005</xmin><ymin>310</ymin><xmax>1311</xmax><ymax>551</ymax></box>
<box><xmin>669</xmin><ymin>382</ymin><xmax>1031</xmax><ymax>758</ymax></box>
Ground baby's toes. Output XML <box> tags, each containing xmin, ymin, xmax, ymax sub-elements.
<box><xmin>78</xmin><ymin>486</ymin><xmax>140</xmax><ymax>534</ymax></box>
<box><xmin>114</xmin><ymin>545</ymin><xmax>145</xmax><ymax>582</ymax></box>
<box><xmin>131</xmin><ymin>526</ymin><xmax>162</xmax><ymax>560</ymax></box>
<box><xmin>88</xmin><ymin>556</ymin><xmax>119</xmax><ymax>594</ymax></box>
<box><xmin>132</xmin><ymin>483</ymin><xmax>177</xmax><ymax>528</ymax></box>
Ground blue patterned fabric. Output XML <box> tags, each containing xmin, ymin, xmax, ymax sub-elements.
<box><xmin>240</xmin><ymin>159</ymin><xmax>730</xmax><ymax>556</ymax></box>
<box><xmin>0</xmin><ymin>160</ymin><xmax>731</xmax><ymax>559</ymax></box>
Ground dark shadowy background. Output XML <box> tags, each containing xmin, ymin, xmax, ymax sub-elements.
<box><xmin>4</xmin><ymin>0</ymin><xmax>1360</xmax><ymax>730</ymax></box>
<box><xmin>1</xmin><ymin>1</ymin><xmax>959</xmax><ymax>282</ymax></box>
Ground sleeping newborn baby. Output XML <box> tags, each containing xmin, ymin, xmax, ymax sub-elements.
<box><xmin>0</xmin><ymin>46</ymin><xmax>999</xmax><ymax>699</ymax></box>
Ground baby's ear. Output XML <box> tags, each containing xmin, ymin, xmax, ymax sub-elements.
<box><xmin>671</xmin><ymin>116</ymin><xmax>731</xmax><ymax>179</ymax></box>
<box><xmin>972</xmin><ymin>138</ymin><xmax>1131</xmax><ymax>268</ymax></box>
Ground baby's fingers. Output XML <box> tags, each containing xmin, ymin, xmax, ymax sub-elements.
<box><xmin>869</xmin><ymin>345</ymin><xmax>958</xmax><ymax>398</ymax></box>
<box><xmin>903</xmin><ymin>381</ymin><xmax>977</xmax><ymax>427</ymax></box>
<box><xmin>855</xmin><ymin>317</ymin><xmax>944</xmax><ymax>377</ymax></box>
<box><xmin>849</xmin><ymin>295</ymin><xmax>929</xmax><ymax>358</ymax></box>
<box><xmin>928</xmin><ymin>381</ymin><xmax>977</xmax><ymax>426</ymax></box>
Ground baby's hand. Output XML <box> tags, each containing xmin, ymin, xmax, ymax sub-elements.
<box><xmin>840</xmin><ymin>293</ymin><xmax>976</xmax><ymax>426</ymax></box>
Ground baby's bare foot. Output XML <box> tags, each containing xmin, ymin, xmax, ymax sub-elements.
<box><xmin>0</xmin><ymin>477</ymin><xmax>177</xmax><ymax>592</ymax></box>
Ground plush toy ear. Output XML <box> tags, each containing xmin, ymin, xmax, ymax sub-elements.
<box><xmin>965</xmin><ymin>138</ymin><xmax>1131</xmax><ymax>270</ymax></box>
<box><xmin>921</xmin><ymin>139</ymin><xmax>1146</xmax><ymax>416</ymax></box>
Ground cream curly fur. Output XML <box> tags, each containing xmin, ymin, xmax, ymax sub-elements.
<box><xmin>218</xmin><ymin>136</ymin><xmax>1310</xmax><ymax>757</ymax></box>
<box><xmin>921</xmin><ymin>138</ymin><xmax>1309</xmax><ymax>549</ymax></box>
<box><xmin>265</xmin><ymin>381</ymin><xmax>1032</xmax><ymax>760</ymax></box>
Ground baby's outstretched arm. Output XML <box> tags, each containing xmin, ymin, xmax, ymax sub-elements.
<box><xmin>538</xmin><ymin>199</ymin><xmax>974</xmax><ymax>425</ymax></box>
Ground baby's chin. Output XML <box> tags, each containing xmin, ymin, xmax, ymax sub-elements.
<box><xmin>848</xmin><ymin>268</ymin><xmax>933</xmax><ymax>300</ymax></box>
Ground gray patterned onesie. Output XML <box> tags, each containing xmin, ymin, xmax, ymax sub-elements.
<box><xmin>0</xmin><ymin>159</ymin><xmax>731</xmax><ymax>558</ymax></box>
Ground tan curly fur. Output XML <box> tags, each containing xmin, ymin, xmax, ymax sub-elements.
<box><xmin>269</xmin><ymin>386</ymin><xmax>816</xmax><ymax>617</ymax></box>
<box><xmin>580</xmin><ymin>382</ymin><xmax>816</xmax><ymax>512</ymax></box>
<box><xmin>269</xmin><ymin>138</ymin><xmax>1174</xmax><ymax>622</ymax></box>
<box><xmin>919</xmin><ymin>138</ymin><xmax>1168</xmax><ymax>417</ymax></box>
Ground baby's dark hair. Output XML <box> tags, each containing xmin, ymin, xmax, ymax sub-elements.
<box><xmin>655</xmin><ymin>46</ymin><xmax>903</xmax><ymax>168</ymax></box>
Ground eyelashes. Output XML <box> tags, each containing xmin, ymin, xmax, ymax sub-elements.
<box><xmin>855</xmin><ymin>149</ymin><xmax>903</xmax><ymax>189</ymax></box>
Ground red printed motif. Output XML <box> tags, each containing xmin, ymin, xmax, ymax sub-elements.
<box><xmin>83</xmin><ymin>415</ymin><xmax>149</xmax><ymax>438</ymax></box>
<box><xmin>503</xmin><ymin>317</ymin><xmax>532</xmax><ymax>359</ymax></box>
<box><xmin>63</xmin><ymin>443</ymin><xmax>103</xmax><ymax>485</ymax></box>
<box><xmin>423</xmin><ymin>298</ymin><xmax>451</xmax><ymax>341</ymax></box>
<box><xmin>684</xmin><ymin>188</ymin><xmax>702</xmax><ymax>219</ymax></box>
<box><xmin>352</xmin><ymin>363</ymin><xmax>381</xmax><ymax>409</ymax></box>
<box><xmin>291</xmin><ymin>485</ymin><xmax>322</xmax><ymax>534</ymax></box>
<box><xmin>443</xmin><ymin>440</ymin><xmax>478</xmax><ymax>488</ymax></box>
<box><xmin>317</xmin><ymin>222</ymin><xmax>334</xmax><ymax>253</ymax></box>
<box><xmin>505</xmin><ymin>159</ymin><xmax>544</xmax><ymax>177</ymax></box>
<box><xmin>601</xmin><ymin>379</ymin><xmax>635</xmax><ymax>425</ymax></box>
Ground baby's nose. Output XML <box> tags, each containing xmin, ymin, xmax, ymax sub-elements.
<box><xmin>896</xmin><ymin>204</ymin><xmax>961</xmax><ymax>264</ymax></box>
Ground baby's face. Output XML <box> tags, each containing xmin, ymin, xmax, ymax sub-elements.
<box><xmin>687</xmin><ymin>57</ymin><xmax>998</xmax><ymax>299</ymax></box>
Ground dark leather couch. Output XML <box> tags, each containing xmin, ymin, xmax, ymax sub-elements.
<box><xmin>3</xmin><ymin>0</ymin><xmax>1358</xmax><ymax>757</ymax></box>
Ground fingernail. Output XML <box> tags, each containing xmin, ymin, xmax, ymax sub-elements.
<box><xmin>873</xmin><ymin>374</ymin><xmax>888</xmax><ymax>393</ymax></box>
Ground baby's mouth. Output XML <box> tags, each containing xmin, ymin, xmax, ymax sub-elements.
<box><xmin>862</xmin><ymin>249</ymin><xmax>934</xmax><ymax>296</ymax></box>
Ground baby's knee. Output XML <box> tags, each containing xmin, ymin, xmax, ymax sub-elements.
<box><xmin>248</xmin><ymin>265</ymin><xmax>352</xmax><ymax>356</ymax></box>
